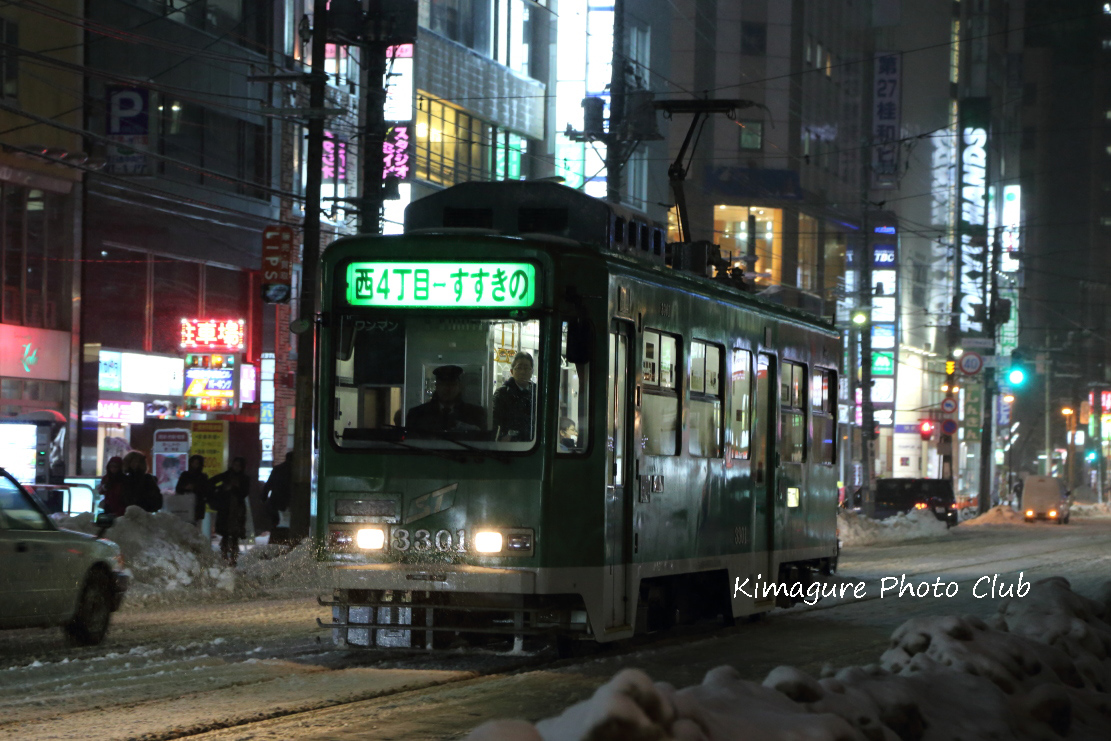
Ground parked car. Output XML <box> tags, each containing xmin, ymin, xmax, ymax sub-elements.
<box><xmin>0</xmin><ymin>467</ymin><xmax>129</xmax><ymax>645</ymax></box>
<box><xmin>849</xmin><ymin>478</ymin><xmax>958</xmax><ymax>527</ymax></box>
<box><xmin>1020</xmin><ymin>475</ymin><xmax>1070</xmax><ymax>524</ymax></box>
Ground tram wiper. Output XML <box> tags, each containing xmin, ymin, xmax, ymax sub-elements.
<box><xmin>381</xmin><ymin>438</ymin><xmax>470</xmax><ymax>464</ymax></box>
<box><xmin>437</xmin><ymin>435</ymin><xmax>511</xmax><ymax>465</ymax></box>
<box><xmin>342</xmin><ymin>426</ymin><xmax>468</xmax><ymax>463</ymax></box>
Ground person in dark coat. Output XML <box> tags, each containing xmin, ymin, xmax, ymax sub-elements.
<box><xmin>210</xmin><ymin>457</ymin><xmax>251</xmax><ymax>566</ymax></box>
<box><xmin>262</xmin><ymin>452</ymin><xmax>293</xmax><ymax>532</ymax></box>
<box><xmin>176</xmin><ymin>455</ymin><xmax>212</xmax><ymax>525</ymax></box>
<box><xmin>493</xmin><ymin>352</ymin><xmax>535</xmax><ymax>442</ymax></box>
<box><xmin>122</xmin><ymin>451</ymin><xmax>163</xmax><ymax>512</ymax></box>
<box><xmin>98</xmin><ymin>456</ymin><xmax>126</xmax><ymax>516</ymax></box>
<box><xmin>406</xmin><ymin>365</ymin><xmax>487</xmax><ymax>435</ymax></box>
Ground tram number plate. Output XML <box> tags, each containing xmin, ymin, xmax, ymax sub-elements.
<box><xmin>390</xmin><ymin>527</ymin><xmax>467</xmax><ymax>553</ymax></box>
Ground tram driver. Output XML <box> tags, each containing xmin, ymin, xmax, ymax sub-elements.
<box><xmin>406</xmin><ymin>365</ymin><xmax>487</xmax><ymax>435</ymax></box>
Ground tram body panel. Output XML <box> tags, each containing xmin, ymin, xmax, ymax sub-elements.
<box><xmin>316</xmin><ymin>204</ymin><xmax>839</xmax><ymax>647</ymax></box>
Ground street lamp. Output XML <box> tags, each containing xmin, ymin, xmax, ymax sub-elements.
<box><xmin>1062</xmin><ymin>406</ymin><xmax>1076</xmax><ymax>486</ymax></box>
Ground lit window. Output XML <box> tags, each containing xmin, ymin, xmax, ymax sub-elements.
<box><xmin>739</xmin><ymin>120</ymin><xmax>763</xmax><ymax>150</ymax></box>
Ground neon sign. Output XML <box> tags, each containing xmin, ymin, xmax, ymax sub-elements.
<box><xmin>345</xmin><ymin>262</ymin><xmax>537</xmax><ymax>308</ymax></box>
<box><xmin>180</xmin><ymin>318</ymin><xmax>245</xmax><ymax>351</ymax></box>
<box><xmin>383</xmin><ymin>124</ymin><xmax>411</xmax><ymax>180</ymax></box>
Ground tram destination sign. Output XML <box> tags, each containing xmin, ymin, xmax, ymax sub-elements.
<box><xmin>345</xmin><ymin>261</ymin><xmax>537</xmax><ymax>308</ymax></box>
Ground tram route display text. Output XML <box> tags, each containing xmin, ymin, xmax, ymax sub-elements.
<box><xmin>733</xmin><ymin>572</ymin><xmax>1032</xmax><ymax>605</ymax></box>
<box><xmin>345</xmin><ymin>261</ymin><xmax>536</xmax><ymax>308</ymax></box>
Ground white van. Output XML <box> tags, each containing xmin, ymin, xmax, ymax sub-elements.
<box><xmin>1021</xmin><ymin>475</ymin><xmax>1070</xmax><ymax>524</ymax></box>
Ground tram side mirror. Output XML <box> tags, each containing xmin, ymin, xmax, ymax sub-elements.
<box><xmin>565</xmin><ymin>319</ymin><xmax>594</xmax><ymax>364</ymax></box>
<box><xmin>336</xmin><ymin>315</ymin><xmax>356</xmax><ymax>361</ymax></box>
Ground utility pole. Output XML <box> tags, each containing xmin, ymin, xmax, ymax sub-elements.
<box><xmin>859</xmin><ymin>212</ymin><xmax>875</xmax><ymax>519</ymax></box>
<box><xmin>289</xmin><ymin>0</ymin><xmax>329</xmax><ymax>541</ymax></box>
<box><xmin>605</xmin><ymin>0</ymin><xmax>626</xmax><ymax>204</ymax></box>
<box><xmin>977</xmin><ymin>227</ymin><xmax>1002</xmax><ymax>514</ymax></box>
<box><xmin>1044</xmin><ymin>334</ymin><xmax>1052</xmax><ymax>475</ymax></box>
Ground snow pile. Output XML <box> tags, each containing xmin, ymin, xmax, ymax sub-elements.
<box><xmin>466</xmin><ymin>577</ymin><xmax>1111</xmax><ymax>740</ymax></box>
<box><xmin>1072</xmin><ymin>502</ymin><xmax>1111</xmax><ymax>518</ymax></box>
<box><xmin>836</xmin><ymin>508</ymin><xmax>950</xmax><ymax>546</ymax></box>
<box><xmin>236</xmin><ymin>541</ymin><xmax>329</xmax><ymax>593</ymax></box>
<box><xmin>962</xmin><ymin>504</ymin><xmax>1026</xmax><ymax>526</ymax></box>
<box><xmin>57</xmin><ymin>506</ymin><xmax>235</xmax><ymax>596</ymax></box>
<box><xmin>55</xmin><ymin>508</ymin><xmax>326</xmax><ymax>601</ymax></box>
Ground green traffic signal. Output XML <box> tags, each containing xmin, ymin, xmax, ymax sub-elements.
<box><xmin>1007</xmin><ymin>350</ymin><xmax>1028</xmax><ymax>387</ymax></box>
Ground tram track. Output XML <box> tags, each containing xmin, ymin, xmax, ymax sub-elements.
<box><xmin>3</xmin><ymin>522</ymin><xmax>1106</xmax><ymax>741</ymax></box>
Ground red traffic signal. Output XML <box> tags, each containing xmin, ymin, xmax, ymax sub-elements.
<box><xmin>918</xmin><ymin>420</ymin><xmax>936</xmax><ymax>441</ymax></box>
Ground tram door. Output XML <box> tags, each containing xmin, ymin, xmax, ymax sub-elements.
<box><xmin>754</xmin><ymin>353</ymin><xmax>778</xmax><ymax>589</ymax></box>
<box><xmin>604</xmin><ymin>324</ymin><xmax>633</xmax><ymax>629</ymax></box>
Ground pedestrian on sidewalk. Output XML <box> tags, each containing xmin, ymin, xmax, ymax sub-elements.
<box><xmin>262</xmin><ymin>452</ymin><xmax>293</xmax><ymax>545</ymax></box>
<box><xmin>98</xmin><ymin>456</ymin><xmax>126</xmax><ymax>516</ymax></box>
<box><xmin>176</xmin><ymin>455</ymin><xmax>212</xmax><ymax>526</ymax></box>
<box><xmin>122</xmin><ymin>451</ymin><xmax>163</xmax><ymax>512</ymax></box>
<box><xmin>210</xmin><ymin>457</ymin><xmax>251</xmax><ymax>566</ymax></box>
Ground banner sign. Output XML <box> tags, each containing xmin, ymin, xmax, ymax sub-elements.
<box><xmin>871</xmin><ymin>52</ymin><xmax>902</xmax><ymax>189</ymax></box>
<box><xmin>956</xmin><ymin>98</ymin><xmax>990</xmax><ymax>336</ymax></box>
<box><xmin>261</xmin><ymin>225</ymin><xmax>295</xmax><ymax>303</ymax></box>
<box><xmin>106</xmin><ymin>86</ymin><xmax>151</xmax><ymax>175</ymax></box>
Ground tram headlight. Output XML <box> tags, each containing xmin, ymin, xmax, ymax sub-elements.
<box><xmin>355</xmin><ymin>527</ymin><xmax>386</xmax><ymax>550</ymax></box>
<box><xmin>474</xmin><ymin>531</ymin><xmax>504</xmax><ymax>553</ymax></box>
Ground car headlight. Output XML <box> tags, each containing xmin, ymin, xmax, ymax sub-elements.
<box><xmin>1026</xmin><ymin>510</ymin><xmax>1035</xmax><ymax>517</ymax></box>
<box><xmin>474</xmin><ymin>531</ymin><xmax>504</xmax><ymax>553</ymax></box>
<box><xmin>1048</xmin><ymin>510</ymin><xmax>1057</xmax><ymax>518</ymax></box>
<box><xmin>355</xmin><ymin>527</ymin><xmax>386</xmax><ymax>550</ymax></box>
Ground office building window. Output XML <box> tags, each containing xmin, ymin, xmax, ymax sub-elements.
<box><xmin>415</xmin><ymin>93</ymin><xmax>493</xmax><ymax>185</ymax></box>
<box><xmin>741</xmin><ymin>22</ymin><xmax>767</xmax><ymax>55</ymax></box>
<box><xmin>738</xmin><ymin>120</ymin><xmax>763</xmax><ymax>150</ymax></box>
<box><xmin>0</xmin><ymin>18</ymin><xmax>16</xmax><ymax>98</ymax></box>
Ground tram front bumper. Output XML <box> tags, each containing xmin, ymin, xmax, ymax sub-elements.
<box><xmin>330</xmin><ymin>563</ymin><xmax>537</xmax><ymax>594</ymax></box>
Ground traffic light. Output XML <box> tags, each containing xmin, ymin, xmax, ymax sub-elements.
<box><xmin>918</xmin><ymin>419</ymin><xmax>935</xmax><ymax>441</ymax></box>
<box><xmin>1085</xmin><ymin>449</ymin><xmax>1098</xmax><ymax>463</ymax></box>
<box><xmin>1007</xmin><ymin>350</ymin><xmax>1028</xmax><ymax>387</ymax></box>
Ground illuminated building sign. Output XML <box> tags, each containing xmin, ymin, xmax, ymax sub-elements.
<box><xmin>384</xmin><ymin>44</ymin><xmax>414</xmax><ymax>120</ymax></box>
<box><xmin>240</xmin><ymin>364</ymin><xmax>257</xmax><ymax>404</ymax></box>
<box><xmin>1</xmin><ymin>324</ymin><xmax>70</xmax><ymax>381</ymax></box>
<box><xmin>180</xmin><ymin>319</ymin><xmax>246</xmax><ymax>351</ymax></box>
<box><xmin>97</xmin><ymin>400</ymin><xmax>145</xmax><ymax>424</ymax></box>
<box><xmin>1000</xmin><ymin>185</ymin><xmax>1021</xmax><ymax>272</ymax></box>
<box><xmin>345</xmin><ymin>262</ymin><xmax>537</xmax><ymax>308</ymax></box>
<box><xmin>183</xmin><ymin>354</ymin><xmax>239</xmax><ymax>411</ymax></box>
<box><xmin>957</xmin><ymin>98</ymin><xmax>989</xmax><ymax>335</ymax></box>
<box><xmin>383</xmin><ymin>124</ymin><xmax>411</xmax><ymax>180</ymax></box>
<box><xmin>98</xmin><ymin>350</ymin><xmax>184</xmax><ymax>396</ymax></box>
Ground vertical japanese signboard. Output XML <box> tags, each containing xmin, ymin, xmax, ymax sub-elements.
<box><xmin>190</xmin><ymin>421</ymin><xmax>228</xmax><ymax>478</ymax></box>
<box><xmin>957</xmin><ymin>98</ymin><xmax>990</xmax><ymax>336</ymax></box>
<box><xmin>106</xmin><ymin>86</ymin><xmax>151</xmax><ymax>175</ymax></box>
<box><xmin>871</xmin><ymin>52</ymin><xmax>902</xmax><ymax>189</ymax></box>
<box><xmin>261</xmin><ymin>225</ymin><xmax>295</xmax><ymax>303</ymax></box>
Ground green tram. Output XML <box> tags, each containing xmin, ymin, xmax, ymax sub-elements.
<box><xmin>318</xmin><ymin>181</ymin><xmax>840</xmax><ymax>650</ymax></box>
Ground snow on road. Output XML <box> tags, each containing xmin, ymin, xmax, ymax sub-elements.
<box><xmin>1</xmin><ymin>511</ymin><xmax>1109</xmax><ymax>740</ymax></box>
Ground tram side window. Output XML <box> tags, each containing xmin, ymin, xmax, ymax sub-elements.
<box><xmin>781</xmin><ymin>361</ymin><xmax>806</xmax><ymax>463</ymax></box>
<box><xmin>729</xmin><ymin>348</ymin><xmax>752</xmax><ymax>460</ymax></box>
<box><xmin>812</xmin><ymin>367</ymin><xmax>836</xmax><ymax>464</ymax></box>
<box><xmin>689</xmin><ymin>340</ymin><xmax>723</xmax><ymax>458</ymax></box>
<box><xmin>557</xmin><ymin>321</ymin><xmax>589</xmax><ymax>454</ymax></box>
<box><xmin>641</xmin><ymin>329</ymin><xmax>679</xmax><ymax>455</ymax></box>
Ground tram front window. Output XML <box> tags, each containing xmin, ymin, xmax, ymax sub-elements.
<box><xmin>332</xmin><ymin>316</ymin><xmax>541</xmax><ymax>451</ymax></box>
